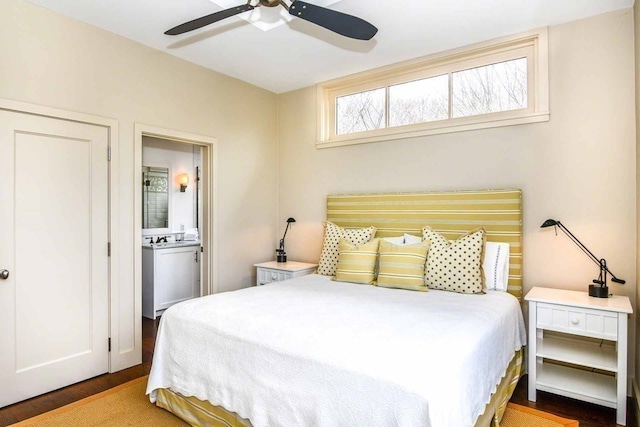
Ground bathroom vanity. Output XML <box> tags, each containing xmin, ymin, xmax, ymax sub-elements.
<box><xmin>142</xmin><ymin>241</ymin><xmax>201</xmax><ymax>319</ymax></box>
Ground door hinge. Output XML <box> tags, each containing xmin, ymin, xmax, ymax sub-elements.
<box><xmin>108</xmin><ymin>242</ymin><xmax>111</xmax><ymax>257</ymax></box>
<box><xmin>107</xmin><ymin>145</ymin><xmax>111</xmax><ymax>161</ymax></box>
<box><xmin>108</xmin><ymin>337</ymin><xmax>111</xmax><ymax>352</ymax></box>
<box><xmin>200</xmin><ymin>246</ymin><xmax>203</xmax><ymax>253</ymax></box>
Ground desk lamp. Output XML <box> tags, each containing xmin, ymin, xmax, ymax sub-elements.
<box><xmin>541</xmin><ymin>219</ymin><xmax>625</xmax><ymax>298</ymax></box>
<box><xmin>276</xmin><ymin>218</ymin><xmax>296</xmax><ymax>263</ymax></box>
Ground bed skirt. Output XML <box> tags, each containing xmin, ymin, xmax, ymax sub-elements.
<box><xmin>155</xmin><ymin>348</ymin><xmax>524</xmax><ymax>427</ymax></box>
<box><xmin>475</xmin><ymin>348</ymin><xmax>524</xmax><ymax>427</ymax></box>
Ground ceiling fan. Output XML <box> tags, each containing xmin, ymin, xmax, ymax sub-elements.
<box><xmin>165</xmin><ymin>0</ymin><xmax>378</xmax><ymax>40</ymax></box>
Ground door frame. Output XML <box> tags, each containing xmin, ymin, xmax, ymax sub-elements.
<box><xmin>134</xmin><ymin>124</ymin><xmax>219</xmax><ymax>300</ymax></box>
<box><xmin>0</xmin><ymin>98</ymin><xmax>120</xmax><ymax>371</ymax></box>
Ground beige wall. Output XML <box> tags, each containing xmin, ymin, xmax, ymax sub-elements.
<box><xmin>635</xmin><ymin>0</ymin><xmax>640</xmax><ymax>407</ymax></box>
<box><xmin>1</xmin><ymin>0</ymin><xmax>278</xmax><ymax>369</ymax></box>
<box><xmin>278</xmin><ymin>10</ymin><xmax>638</xmax><ymax>379</ymax></box>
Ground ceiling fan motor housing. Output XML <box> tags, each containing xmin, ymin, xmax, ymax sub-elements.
<box><xmin>259</xmin><ymin>0</ymin><xmax>281</xmax><ymax>7</ymax></box>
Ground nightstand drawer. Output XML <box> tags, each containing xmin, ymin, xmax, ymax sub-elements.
<box><xmin>537</xmin><ymin>302</ymin><xmax>618</xmax><ymax>340</ymax></box>
<box><xmin>257</xmin><ymin>268</ymin><xmax>292</xmax><ymax>285</ymax></box>
<box><xmin>254</xmin><ymin>261</ymin><xmax>318</xmax><ymax>286</ymax></box>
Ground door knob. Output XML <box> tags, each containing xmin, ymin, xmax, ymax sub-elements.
<box><xmin>0</xmin><ymin>270</ymin><xmax>9</xmax><ymax>280</ymax></box>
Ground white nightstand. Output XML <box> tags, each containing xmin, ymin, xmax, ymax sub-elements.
<box><xmin>254</xmin><ymin>261</ymin><xmax>318</xmax><ymax>286</ymax></box>
<box><xmin>525</xmin><ymin>286</ymin><xmax>633</xmax><ymax>425</ymax></box>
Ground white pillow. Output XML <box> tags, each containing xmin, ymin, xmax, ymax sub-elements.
<box><xmin>483</xmin><ymin>242</ymin><xmax>510</xmax><ymax>291</ymax></box>
<box><xmin>403</xmin><ymin>234</ymin><xmax>422</xmax><ymax>245</ymax></box>
<box><xmin>382</xmin><ymin>236</ymin><xmax>405</xmax><ymax>245</ymax></box>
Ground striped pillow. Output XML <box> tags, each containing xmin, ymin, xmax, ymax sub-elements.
<box><xmin>334</xmin><ymin>238</ymin><xmax>380</xmax><ymax>285</ymax></box>
<box><xmin>422</xmin><ymin>226</ymin><xmax>486</xmax><ymax>294</ymax></box>
<box><xmin>376</xmin><ymin>240</ymin><xmax>431</xmax><ymax>291</ymax></box>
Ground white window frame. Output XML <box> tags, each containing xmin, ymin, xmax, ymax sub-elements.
<box><xmin>317</xmin><ymin>28</ymin><xmax>549</xmax><ymax>149</ymax></box>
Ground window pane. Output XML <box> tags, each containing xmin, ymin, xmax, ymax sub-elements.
<box><xmin>336</xmin><ymin>88</ymin><xmax>386</xmax><ymax>135</ymax></box>
<box><xmin>452</xmin><ymin>57</ymin><xmax>527</xmax><ymax>118</ymax></box>
<box><xmin>389</xmin><ymin>74</ymin><xmax>449</xmax><ymax>127</ymax></box>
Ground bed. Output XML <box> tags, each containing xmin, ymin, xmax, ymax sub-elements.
<box><xmin>147</xmin><ymin>189</ymin><xmax>526</xmax><ymax>427</ymax></box>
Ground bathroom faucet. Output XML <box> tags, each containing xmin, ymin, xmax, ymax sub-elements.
<box><xmin>156</xmin><ymin>236</ymin><xmax>167</xmax><ymax>244</ymax></box>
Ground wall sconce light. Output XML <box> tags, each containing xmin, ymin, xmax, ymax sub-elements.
<box><xmin>178</xmin><ymin>173</ymin><xmax>189</xmax><ymax>192</ymax></box>
<box><xmin>540</xmin><ymin>219</ymin><xmax>625</xmax><ymax>298</ymax></box>
<box><xmin>276</xmin><ymin>217</ymin><xmax>296</xmax><ymax>263</ymax></box>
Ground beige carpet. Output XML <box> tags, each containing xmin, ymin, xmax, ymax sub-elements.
<box><xmin>11</xmin><ymin>377</ymin><xmax>579</xmax><ymax>427</ymax></box>
<box><xmin>10</xmin><ymin>377</ymin><xmax>187</xmax><ymax>427</ymax></box>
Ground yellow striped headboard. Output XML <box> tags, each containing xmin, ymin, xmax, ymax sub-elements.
<box><xmin>327</xmin><ymin>189</ymin><xmax>523</xmax><ymax>300</ymax></box>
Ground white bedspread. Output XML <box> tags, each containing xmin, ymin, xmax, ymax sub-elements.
<box><xmin>147</xmin><ymin>274</ymin><xmax>526</xmax><ymax>427</ymax></box>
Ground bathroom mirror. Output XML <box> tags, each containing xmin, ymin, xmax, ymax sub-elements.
<box><xmin>142</xmin><ymin>166</ymin><xmax>170</xmax><ymax>230</ymax></box>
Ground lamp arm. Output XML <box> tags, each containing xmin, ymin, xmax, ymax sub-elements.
<box><xmin>555</xmin><ymin>222</ymin><xmax>625</xmax><ymax>284</ymax></box>
<box><xmin>278</xmin><ymin>223</ymin><xmax>292</xmax><ymax>252</ymax></box>
<box><xmin>555</xmin><ymin>222</ymin><xmax>600</xmax><ymax>266</ymax></box>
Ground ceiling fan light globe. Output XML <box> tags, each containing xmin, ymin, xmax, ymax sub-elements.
<box><xmin>207</xmin><ymin>0</ymin><xmax>342</xmax><ymax>32</ymax></box>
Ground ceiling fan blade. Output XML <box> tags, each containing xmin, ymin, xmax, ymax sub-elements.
<box><xmin>165</xmin><ymin>4</ymin><xmax>255</xmax><ymax>35</ymax></box>
<box><xmin>288</xmin><ymin>1</ymin><xmax>377</xmax><ymax>40</ymax></box>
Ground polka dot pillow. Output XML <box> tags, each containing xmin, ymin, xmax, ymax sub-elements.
<box><xmin>422</xmin><ymin>226</ymin><xmax>486</xmax><ymax>294</ymax></box>
<box><xmin>317</xmin><ymin>221</ymin><xmax>376</xmax><ymax>276</ymax></box>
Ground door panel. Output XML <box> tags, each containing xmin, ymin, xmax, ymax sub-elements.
<box><xmin>0</xmin><ymin>110</ymin><xmax>109</xmax><ymax>407</ymax></box>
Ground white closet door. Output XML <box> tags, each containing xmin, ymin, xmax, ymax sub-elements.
<box><xmin>0</xmin><ymin>110</ymin><xmax>109</xmax><ymax>407</ymax></box>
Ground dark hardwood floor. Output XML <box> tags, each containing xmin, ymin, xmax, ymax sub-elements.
<box><xmin>0</xmin><ymin>318</ymin><xmax>159</xmax><ymax>427</ymax></box>
<box><xmin>510</xmin><ymin>375</ymin><xmax>637</xmax><ymax>427</ymax></box>
<box><xmin>0</xmin><ymin>317</ymin><xmax>636</xmax><ymax>426</ymax></box>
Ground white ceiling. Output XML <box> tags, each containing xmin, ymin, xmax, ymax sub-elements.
<box><xmin>26</xmin><ymin>0</ymin><xmax>634</xmax><ymax>94</ymax></box>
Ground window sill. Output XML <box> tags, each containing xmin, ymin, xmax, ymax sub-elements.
<box><xmin>316</xmin><ymin>111</ymin><xmax>549</xmax><ymax>149</ymax></box>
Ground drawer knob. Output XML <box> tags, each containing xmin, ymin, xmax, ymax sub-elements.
<box><xmin>571</xmin><ymin>318</ymin><xmax>580</xmax><ymax>325</ymax></box>
<box><xmin>272</xmin><ymin>273</ymin><xmax>277</xmax><ymax>280</ymax></box>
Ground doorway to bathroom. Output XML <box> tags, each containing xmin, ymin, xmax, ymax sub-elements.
<box><xmin>134</xmin><ymin>124</ymin><xmax>218</xmax><ymax>322</ymax></box>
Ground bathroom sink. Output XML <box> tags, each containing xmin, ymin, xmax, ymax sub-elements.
<box><xmin>143</xmin><ymin>241</ymin><xmax>200</xmax><ymax>249</ymax></box>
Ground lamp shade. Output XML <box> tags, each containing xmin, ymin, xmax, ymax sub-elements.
<box><xmin>178</xmin><ymin>173</ymin><xmax>189</xmax><ymax>192</ymax></box>
<box><xmin>540</xmin><ymin>219</ymin><xmax>559</xmax><ymax>228</ymax></box>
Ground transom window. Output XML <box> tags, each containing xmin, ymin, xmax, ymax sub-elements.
<box><xmin>317</xmin><ymin>29</ymin><xmax>548</xmax><ymax>148</ymax></box>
